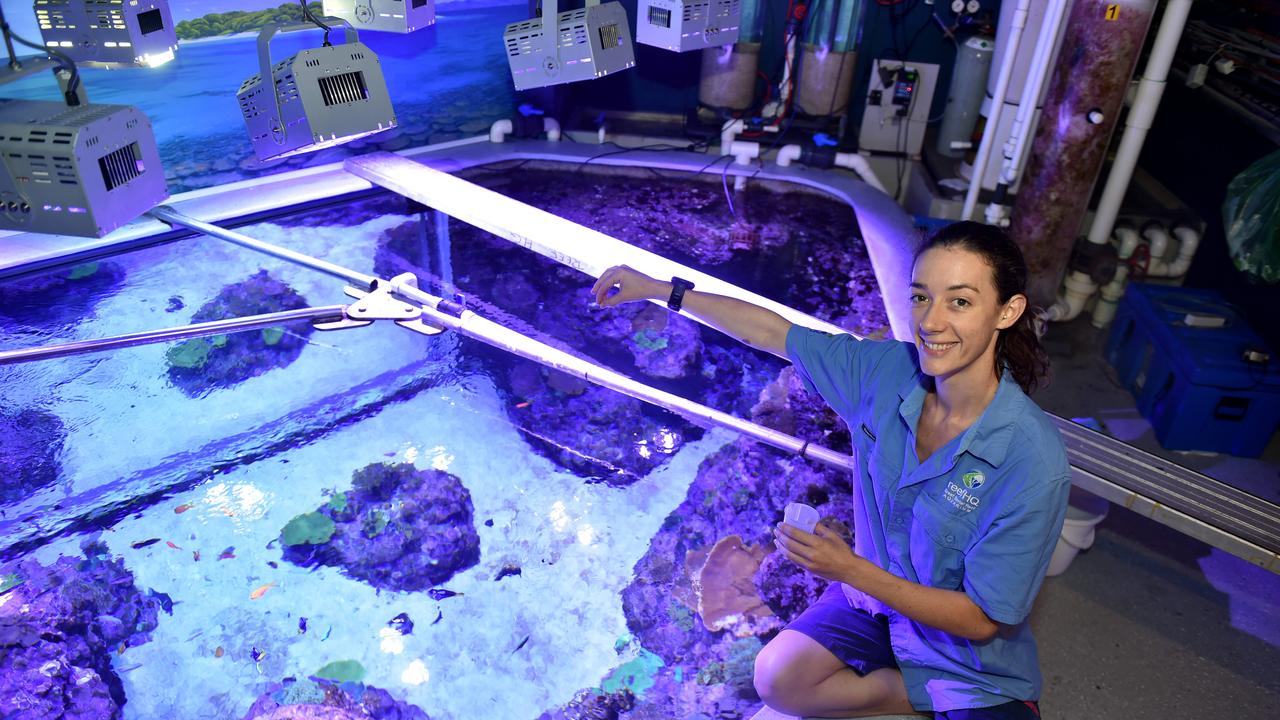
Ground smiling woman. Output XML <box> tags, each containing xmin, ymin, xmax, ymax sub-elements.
<box><xmin>593</xmin><ymin>220</ymin><xmax>1071</xmax><ymax>719</ymax></box>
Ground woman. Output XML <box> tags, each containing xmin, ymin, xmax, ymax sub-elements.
<box><xmin>591</xmin><ymin>221</ymin><xmax>1070</xmax><ymax>719</ymax></box>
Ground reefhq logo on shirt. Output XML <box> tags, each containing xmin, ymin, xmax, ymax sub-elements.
<box><xmin>944</xmin><ymin>471</ymin><xmax>985</xmax><ymax>512</ymax></box>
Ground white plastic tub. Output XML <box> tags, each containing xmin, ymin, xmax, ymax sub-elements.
<box><xmin>1047</xmin><ymin>487</ymin><xmax>1111</xmax><ymax>577</ymax></box>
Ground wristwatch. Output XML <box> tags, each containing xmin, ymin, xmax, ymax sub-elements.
<box><xmin>667</xmin><ymin>277</ymin><xmax>695</xmax><ymax>312</ymax></box>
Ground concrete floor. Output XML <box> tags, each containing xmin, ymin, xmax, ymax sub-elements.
<box><xmin>1030</xmin><ymin>316</ymin><xmax>1279</xmax><ymax>719</ymax></box>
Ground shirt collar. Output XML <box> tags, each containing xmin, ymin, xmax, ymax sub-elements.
<box><xmin>897</xmin><ymin>366</ymin><xmax>1024</xmax><ymax>468</ymax></box>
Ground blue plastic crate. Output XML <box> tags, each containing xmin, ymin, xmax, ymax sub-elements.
<box><xmin>1105</xmin><ymin>284</ymin><xmax>1280</xmax><ymax>457</ymax></box>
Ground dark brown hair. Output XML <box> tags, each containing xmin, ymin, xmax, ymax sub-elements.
<box><xmin>914</xmin><ymin>221</ymin><xmax>1050</xmax><ymax>394</ymax></box>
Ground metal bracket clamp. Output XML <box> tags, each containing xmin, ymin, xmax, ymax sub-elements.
<box><xmin>312</xmin><ymin>276</ymin><xmax>445</xmax><ymax>336</ymax></box>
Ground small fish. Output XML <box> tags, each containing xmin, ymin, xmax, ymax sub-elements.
<box><xmin>321</xmin><ymin>625</ymin><xmax>332</xmax><ymax>641</ymax></box>
<box><xmin>427</xmin><ymin>588</ymin><xmax>462</xmax><ymax>601</ymax></box>
<box><xmin>250</xmin><ymin>582</ymin><xmax>276</xmax><ymax>600</ymax></box>
<box><xmin>130</xmin><ymin>538</ymin><xmax>161</xmax><ymax>549</ymax></box>
<box><xmin>174</xmin><ymin>503</ymin><xmax>194</xmax><ymax>514</ymax></box>
<box><xmin>192</xmin><ymin>550</ymin><xmax>201</xmax><ymax>562</ymax></box>
<box><xmin>387</xmin><ymin>612</ymin><xmax>413</xmax><ymax>636</ymax></box>
<box><xmin>214</xmin><ymin>646</ymin><xmax>224</xmax><ymax>658</ymax></box>
<box><xmin>431</xmin><ymin>610</ymin><xmax>443</xmax><ymax>626</ymax></box>
<box><xmin>495</xmin><ymin>564</ymin><xmax>522</xmax><ymax>581</ymax></box>
<box><xmin>251</xmin><ymin>646</ymin><xmax>266</xmax><ymax>663</ymax></box>
<box><xmin>166</xmin><ymin>541</ymin><xmax>182</xmax><ymax>550</ymax></box>
<box><xmin>515</xmin><ymin>401</ymin><xmax>531</xmax><ymax>408</ymax></box>
<box><xmin>117</xmin><ymin>643</ymin><xmax>127</xmax><ymax>655</ymax></box>
<box><xmin>513</xmin><ymin>634</ymin><xmax>530</xmax><ymax>654</ymax></box>
<box><xmin>218</xmin><ymin>547</ymin><xmax>236</xmax><ymax>560</ymax></box>
<box><xmin>298</xmin><ymin>617</ymin><xmax>308</xmax><ymax>635</ymax></box>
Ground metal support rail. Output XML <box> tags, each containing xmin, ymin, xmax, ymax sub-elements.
<box><xmin>0</xmin><ymin>306</ymin><xmax>346</xmax><ymax>365</ymax></box>
<box><xmin>1054</xmin><ymin>418</ymin><xmax>1279</xmax><ymax>571</ymax></box>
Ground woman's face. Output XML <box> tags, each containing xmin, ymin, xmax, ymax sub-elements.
<box><xmin>909</xmin><ymin>246</ymin><xmax>1025</xmax><ymax>386</ymax></box>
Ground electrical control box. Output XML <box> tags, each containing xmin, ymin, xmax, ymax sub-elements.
<box><xmin>858</xmin><ymin>59</ymin><xmax>939</xmax><ymax>156</ymax></box>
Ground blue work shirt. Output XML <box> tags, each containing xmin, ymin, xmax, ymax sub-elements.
<box><xmin>786</xmin><ymin>325</ymin><xmax>1072</xmax><ymax>712</ymax></box>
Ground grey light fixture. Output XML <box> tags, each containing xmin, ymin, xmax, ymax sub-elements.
<box><xmin>321</xmin><ymin>0</ymin><xmax>436</xmax><ymax>34</ymax></box>
<box><xmin>635</xmin><ymin>0</ymin><xmax>742</xmax><ymax>52</ymax></box>
<box><xmin>33</xmin><ymin>0</ymin><xmax>178</xmax><ymax>68</ymax></box>
<box><xmin>504</xmin><ymin>0</ymin><xmax>635</xmax><ymax>91</ymax></box>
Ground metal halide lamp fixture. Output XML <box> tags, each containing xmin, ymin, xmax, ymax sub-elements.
<box><xmin>504</xmin><ymin>0</ymin><xmax>635</xmax><ymax>91</ymax></box>
<box><xmin>33</xmin><ymin>0</ymin><xmax>178</xmax><ymax>68</ymax></box>
<box><xmin>636</xmin><ymin>0</ymin><xmax>742</xmax><ymax>52</ymax></box>
<box><xmin>236</xmin><ymin>16</ymin><xmax>396</xmax><ymax>162</ymax></box>
<box><xmin>0</xmin><ymin>61</ymin><xmax>167</xmax><ymax>237</ymax></box>
<box><xmin>321</xmin><ymin>0</ymin><xmax>436</xmax><ymax>34</ymax></box>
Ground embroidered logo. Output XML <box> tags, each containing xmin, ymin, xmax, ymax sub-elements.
<box><xmin>962</xmin><ymin>470</ymin><xmax>986</xmax><ymax>490</ymax></box>
<box><xmin>945</xmin><ymin>470</ymin><xmax>985</xmax><ymax>513</ymax></box>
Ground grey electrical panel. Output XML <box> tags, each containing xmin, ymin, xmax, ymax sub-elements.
<box><xmin>0</xmin><ymin>99</ymin><xmax>168</xmax><ymax>237</ymax></box>
<box><xmin>321</xmin><ymin>0</ymin><xmax>436</xmax><ymax>34</ymax></box>
<box><xmin>636</xmin><ymin>0</ymin><xmax>741</xmax><ymax>52</ymax></box>
<box><xmin>504</xmin><ymin>1</ymin><xmax>635</xmax><ymax>91</ymax></box>
<box><xmin>33</xmin><ymin>0</ymin><xmax>179</xmax><ymax>67</ymax></box>
<box><xmin>237</xmin><ymin>24</ymin><xmax>397</xmax><ymax>162</ymax></box>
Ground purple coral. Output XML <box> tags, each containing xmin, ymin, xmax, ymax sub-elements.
<box><xmin>282</xmin><ymin>463</ymin><xmax>481</xmax><ymax>593</ymax></box>
<box><xmin>242</xmin><ymin>676</ymin><xmax>430</xmax><ymax>720</ymax></box>
<box><xmin>0</xmin><ymin>539</ymin><xmax>168</xmax><ymax>719</ymax></box>
<box><xmin>166</xmin><ymin>269</ymin><xmax>314</xmax><ymax>397</ymax></box>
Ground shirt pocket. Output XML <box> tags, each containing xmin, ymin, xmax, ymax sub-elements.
<box><xmin>909</xmin><ymin>495</ymin><xmax>976</xmax><ymax>591</ymax></box>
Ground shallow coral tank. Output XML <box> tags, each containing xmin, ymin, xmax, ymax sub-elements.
<box><xmin>0</xmin><ymin>162</ymin><xmax>887</xmax><ymax>719</ymax></box>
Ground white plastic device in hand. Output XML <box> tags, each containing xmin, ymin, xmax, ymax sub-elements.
<box><xmin>783</xmin><ymin>502</ymin><xmax>820</xmax><ymax>534</ymax></box>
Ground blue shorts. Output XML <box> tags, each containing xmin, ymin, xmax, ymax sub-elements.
<box><xmin>785</xmin><ymin>584</ymin><xmax>1042</xmax><ymax>719</ymax></box>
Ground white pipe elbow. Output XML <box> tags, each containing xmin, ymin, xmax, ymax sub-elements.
<box><xmin>489</xmin><ymin>119</ymin><xmax>514</xmax><ymax>143</ymax></box>
<box><xmin>1045</xmin><ymin>271</ymin><xmax>1097</xmax><ymax>322</ymax></box>
<box><xmin>721</xmin><ymin>119</ymin><xmax>745</xmax><ymax>155</ymax></box>
<box><xmin>776</xmin><ymin>144</ymin><xmax>803</xmax><ymax>167</ymax></box>
<box><xmin>1143</xmin><ymin>224</ymin><xmax>1171</xmax><ymax>261</ymax></box>
<box><xmin>1168</xmin><ymin>225</ymin><xmax>1201</xmax><ymax>276</ymax></box>
<box><xmin>543</xmin><ymin>117</ymin><xmax>562</xmax><ymax>141</ymax></box>
<box><xmin>1114</xmin><ymin>225</ymin><xmax>1141</xmax><ymax>258</ymax></box>
<box><xmin>834</xmin><ymin>152</ymin><xmax>890</xmax><ymax>194</ymax></box>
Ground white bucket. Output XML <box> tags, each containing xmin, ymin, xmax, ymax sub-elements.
<box><xmin>1046</xmin><ymin>488</ymin><xmax>1110</xmax><ymax>577</ymax></box>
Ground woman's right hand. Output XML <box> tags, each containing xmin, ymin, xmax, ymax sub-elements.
<box><xmin>591</xmin><ymin>265</ymin><xmax>665</xmax><ymax>308</ymax></box>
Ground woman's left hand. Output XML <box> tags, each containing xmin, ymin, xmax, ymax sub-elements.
<box><xmin>773</xmin><ymin>521</ymin><xmax>867</xmax><ymax>585</ymax></box>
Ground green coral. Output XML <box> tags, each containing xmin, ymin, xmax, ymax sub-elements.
<box><xmin>270</xmin><ymin>677</ymin><xmax>326</xmax><ymax>705</ymax></box>
<box><xmin>166</xmin><ymin>339</ymin><xmax>211</xmax><ymax>369</ymax></box>
<box><xmin>0</xmin><ymin>573</ymin><xmax>23</xmax><ymax>594</ymax></box>
<box><xmin>600</xmin><ymin>648</ymin><xmax>664</xmax><ymax>696</ymax></box>
<box><xmin>313</xmin><ymin>659</ymin><xmax>366</xmax><ymax>683</ymax></box>
<box><xmin>326</xmin><ymin>492</ymin><xmax>348</xmax><ymax>512</ymax></box>
<box><xmin>67</xmin><ymin>262</ymin><xmax>99</xmax><ymax>280</ymax></box>
<box><xmin>211</xmin><ymin>334</ymin><xmax>228</xmax><ymax>348</ymax></box>
<box><xmin>281</xmin><ymin>511</ymin><xmax>336</xmax><ymax>546</ymax></box>
<box><xmin>361</xmin><ymin>509</ymin><xmax>389</xmax><ymax>538</ymax></box>
<box><xmin>261</xmin><ymin>327</ymin><xmax>285</xmax><ymax>346</ymax></box>
<box><xmin>666</xmin><ymin>602</ymin><xmax>695</xmax><ymax>632</ymax></box>
<box><xmin>632</xmin><ymin>329</ymin><xmax>669</xmax><ymax>351</ymax></box>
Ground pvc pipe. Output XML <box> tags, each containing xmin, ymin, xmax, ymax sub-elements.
<box><xmin>543</xmin><ymin>117</ymin><xmax>562</xmax><ymax>141</ymax></box>
<box><xmin>963</xmin><ymin>0</ymin><xmax>1032</xmax><ymax>220</ymax></box>
<box><xmin>1085</xmin><ymin>0</ymin><xmax>1195</xmax><ymax>245</ymax></box>
<box><xmin>775</xmin><ymin>144</ymin><xmax>803</xmax><ymax>167</ymax></box>
<box><xmin>1092</xmin><ymin>264</ymin><xmax>1129</xmax><ymax>328</ymax></box>
<box><xmin>729</xmin><ymin>140</ymin><xmax>760</xmax><ymax>191</ymax></box>
<box><xmin>489</xmin><ymin>118</ymin><xmax>513</xmax><ymax>143</ymax></box>
<box><xmin>489</xmin><ymin>117</ymin><xmax>560</xmax><ymax>143</ymax></box>
<box><xmin>998</xmin><ymin>0</ymin><xmax>1069</xmax><ymax>187</ymax></box>
<box><xmin>1147</xmin><ymin>224</ymin><xmax>1200</xmax><ymax>277</ymax></box>
<box><xmin>1143</xmin><ymin>223</ymin><xmax>1171</xmax><ymax>262</ymax></box>
<box><xmin>774</xmin><ymin>145</ymin><xmax>888</xmax><ymax>195</ymax></box>
<box><xmin>721</xmin><ymin>118</ymin><xmax>745</xmax><ymax>153</ymax></box>
<box><xmin>1114</xmin><ymin>224</ymin><xmax>1141</xmax><ymax>259</ymax></box>
<box><xmin>1042</xmin><ymin>269</ymin><xmax>1097</xmax><ymax>322</ymax></box>
<box><xmin>834</xmin><ymin>152</ymin><xmax>890</xmax><ymax>194</ymax></box>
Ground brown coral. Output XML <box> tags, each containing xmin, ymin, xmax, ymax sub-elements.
<box><xmin>676</xmin><ymin>535</ymin><xmax>781</xmax><ymax>638</ymax></box>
